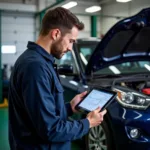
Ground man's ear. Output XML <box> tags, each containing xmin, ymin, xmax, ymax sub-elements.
<box><xmin>51</xmin><ymin>29</ymin><xmax>61</xmax><ymax>41</ymax></box>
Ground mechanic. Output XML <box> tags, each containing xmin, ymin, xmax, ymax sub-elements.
<box><xmin>8</xmin><ymin>7</ymin><xmax>107</xmax><ymax>150</ymax></box>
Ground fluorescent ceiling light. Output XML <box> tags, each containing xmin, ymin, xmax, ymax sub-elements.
<box><xmin>2</xmin><ymin>45</ymin><xmax>16</xmax><ymax>54</ymax></box>
<box><xmin>62</xmin><ymin>1</ymin><xmax>77</xmax><ymax>9</ymax></box>
<box><xmin>85</xmin><ymin>6</ymin><xmax>101</xmax><ymax>13</ymax></box>
<box><xmin>116</xmin><ymin>0</ymin><xmax>132</xmax><ymax>3</ymax></box>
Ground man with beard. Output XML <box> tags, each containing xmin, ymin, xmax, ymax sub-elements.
<box><xmin>8</xmin><ymin>7</ymin><xmax>107</xmax><ymax>150</ymax></box>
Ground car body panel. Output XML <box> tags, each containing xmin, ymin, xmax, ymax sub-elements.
<box><xmin>108</xmin><ymin>101</ymin><xmax>150</xmax><ymax>150</ymax></box>
<box><xmin>86</xmin><ymin>8</ymin><xmax>150</xmax><ymax>75</ymax></box>
<box><xmin>56</xmin><ymin>8</ymin><xmax>150</xmax><ymax>150</ymax></box>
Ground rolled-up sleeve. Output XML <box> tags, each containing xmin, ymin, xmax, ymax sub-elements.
<box><xmin>22</xmin><ymin>61</ymin><xmax>89</xmax><ymax>142</ymax></box>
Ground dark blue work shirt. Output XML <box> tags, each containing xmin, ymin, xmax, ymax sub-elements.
<box><xmin>8</xmin><ymin>41</ymin><xmax>89</xmax><ymax>150</ymax></box>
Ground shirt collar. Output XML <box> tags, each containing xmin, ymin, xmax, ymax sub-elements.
<box><xmin>27</xmin><ymin>41</ymin><xmax>55</xmax><ymax>64</ymax></box>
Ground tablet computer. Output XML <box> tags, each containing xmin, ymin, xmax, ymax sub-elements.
<box><xmin>76</xmin><ymin>88</ymin><xmax>117</xmax><ymax>113</ymax></box>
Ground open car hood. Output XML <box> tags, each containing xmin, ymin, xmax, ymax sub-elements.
<box><xmin>86</xmin><ymin>8</ymin><xmax>150</xmax><ymax>75</ymax></box>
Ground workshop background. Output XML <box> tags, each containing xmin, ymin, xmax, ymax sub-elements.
<box><xmin>0</xmin><ymin>0</ymin><xmax>150</xmax><ymax>149</ymax></box>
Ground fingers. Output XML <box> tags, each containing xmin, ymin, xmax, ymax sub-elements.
<box><xmin>98</xmin><ymin>110</ymin><xmax>107</xmax><ymax>123</ymax></box>
<box><xmin>87</xmin><ymin>108</ymin><xmax>107</xmax><ymax>128</ymax></box>
<box><xmin>100</xmin><ymin>109</ymin><xmax>107</xmax><ymax>116</ymax></box>
<box><xmin>80</xmin><ymin>91</ymin><xmax>88</xmax><ymax>98</ymax></box>
<box><xmin>94</xmin><ymin>107</ymin><xmax>101</xmax><ymax>112</ymax></box>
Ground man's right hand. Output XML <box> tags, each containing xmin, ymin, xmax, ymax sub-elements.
<box><xmin>86</xmin><ymin>107</ymin><xmax>107</xmax><ymax>128</ymax></box>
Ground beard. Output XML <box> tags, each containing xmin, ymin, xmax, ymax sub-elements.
<box><xmin>51</xmin><ymin>39</ymin><xmax>64</xmax><ymax>59</ymax></box>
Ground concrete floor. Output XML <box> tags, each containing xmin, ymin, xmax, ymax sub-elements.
<box><xmin>0</xmin><ymin>108</ymin><xmax>82</xmax><ymax>150</ymax></box>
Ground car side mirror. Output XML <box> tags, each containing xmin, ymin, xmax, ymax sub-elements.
<box><xmin>58</xmin><ymin>64</ymin><xmax>73</xmax><ymax>75</ymax></box>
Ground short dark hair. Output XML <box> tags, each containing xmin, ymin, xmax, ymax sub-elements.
<box><xmin>40</xmin><ymin>7</ymin><xmax>84</xmax><ymax>36</ymax></box>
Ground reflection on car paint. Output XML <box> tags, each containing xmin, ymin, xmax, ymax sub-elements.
<box><xmin>109</xmin><ymin>65</ymin><xmax>121</xmax><ymax>74</ymax></box>
<box><xmin>122</xmin><ymin>108</ymin><xmax>127</xmax><ymax>119</ymax></box>
<box><xmin>83</xmin><ymin>85</ymin><xmax>89</xmax><ymax>89</ymax></box>
<box><xmin>59</xmin><ymin>75</ymin><xmax>66</xmax><ymax>78</ymax></box>
<box><xmin>69</xmin><ymin>80</ymin><xmax>78</xmax><ymax>86</ymax></box>
<box><xmin>133</xmin><ymin>111</ymin><xmax>142</xmax><ymax>119</ymax></box>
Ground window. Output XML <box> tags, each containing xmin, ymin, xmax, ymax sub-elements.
<box><xmin>77</xmin><ymin>41</ymin><xmax>99</xmax><ymax>71</ymax></box>
<box><xmin>1</xmin><ymin>45</ymin><xmax>16</xmax><ymax>54</ymax></box>
<box><xmin>55</xmin><ymin>51</ymin><xmax>78</xmax><ymax>74</ymax></box>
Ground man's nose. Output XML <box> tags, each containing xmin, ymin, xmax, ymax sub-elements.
<box><xmin>67</xmin><ymin>48</ymin><xmax>72</xmax><ymax>52</ymax></box>
<box><xmin>68</xmin><ymin>44</ymin><xmax>73</xmax><ymax>51</ymax></box>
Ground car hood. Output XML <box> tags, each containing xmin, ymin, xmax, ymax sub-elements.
<box><xmin>86</xmin><ymin>8</ymin><xmax>150</xmax><ymax>75</ymax></box>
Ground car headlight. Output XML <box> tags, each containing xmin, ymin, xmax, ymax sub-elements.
<box><xmin>113</xmin><ymin>86</ymin><xmax>150</xmax><ymax>110</ymax></box>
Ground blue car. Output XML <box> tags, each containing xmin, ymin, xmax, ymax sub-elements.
<box><xmin>56</xmin><ymin>8</ymin><xmax>150</xmax><ymax>150</ymax></box>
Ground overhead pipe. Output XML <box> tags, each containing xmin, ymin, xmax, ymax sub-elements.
<box><xmin>91</xmin><ymin>16</ymin><xmax>97</xmax><ymax>37</ymax></box>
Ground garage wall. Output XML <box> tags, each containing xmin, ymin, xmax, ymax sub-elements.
<box><xmin>101</xmin><ymin>0</ymin><xmax>150</xmax><ymax>35</ymax></box>
<box><xmin>76</xmin><ymin>15</ymin><xmax>101</xmax><ymax>38</ymax></box>
<box><xmin>77</xmin><ymin>15</ymin><xmax>91</xmax><ymax>38</ymax></box>
<box><xmin>1</xmin><ymin>11</ymin><xmax>35</xmax><ymax>76</ymax></box>
<box><xmin>5</xmin><ymin>0</ymin><xmax>150</xmax><ymax>68</ymax></box>
<box><xmin>2</xmin><ymin>11</ymin><xmax>97</xmax><ymax>74</ymax></box>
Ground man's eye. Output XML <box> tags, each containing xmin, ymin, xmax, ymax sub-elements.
<box><xmin>70</xmin><ymin>39</ymin><xmax>75</xmax><ymax>43</ymax></box>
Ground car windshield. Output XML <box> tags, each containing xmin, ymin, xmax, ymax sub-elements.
<box><xmin>77</xmin><ymin>41</ymin><xmax>99</xmax><ymax>66</ymax></box>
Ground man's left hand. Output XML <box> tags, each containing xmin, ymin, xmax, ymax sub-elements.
<box><xmin>70</xmin><ymin>91</ymin><xmax>87</xmax><ymax>113</ymax></box>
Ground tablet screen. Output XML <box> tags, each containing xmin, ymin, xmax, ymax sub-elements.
<box><xmin>78</xmin><ymin>89</ymin><xmax>114</xmax><ymax>111</ymax></box>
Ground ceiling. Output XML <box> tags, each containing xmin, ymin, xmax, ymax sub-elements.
<box><xmin>46</xmin><ymin>0</ymin><xmax>112</xmax><ymax>15</ymax></box>
<box><xmin>0</xmin><ymin>0</ymin><xmax>141</xmax><ymax>15</ymax></box>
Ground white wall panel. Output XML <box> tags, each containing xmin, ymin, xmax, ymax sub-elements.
<box><xmin>130</xmin><ymin>0</ymin><xmax>150</xmax><ymax>15</ymax></box>
<box><xmin>78</xmin><ymin>31</ymin><xmax>90</xmax><ymax>38</ymax></box>
<box><xmin>102</xmin><ymin>3</ymin><xmax>129</xmax><ymax>17</ymax></box>
<box><xmin>77</xmin><ymin>15</ymin><xmax>100</xmax><ymax>38</ymax></box>
<box><xmin>2</xmin><ymin>24</ymin><xmax>34</xmax><ymax>32</ymax></box>
<box><xmin>1</xmin><ymin>12</ymin><xmax>35</xmax><ymax>73</ymax></box>
<box><xmin>77</xmin><ymin>15</ymin><xmax>91</xmax><ymax>31</ymax></box>
<box><xmin>35</xmin><ymin>15</ymin><xmax>40</xmax><ymax>40</ymax></box>
<box><xmin>2</xmin><ymin>16</ymin><xmax>34</xmax><ymax>24</ymax></box>
<box><xmin>97</xmin><ymin>17</ymin><xmax>101</xmax><ymax>38</ymax></box>
<box><xmin>101</xmin><ymin>17</ymin><xmax>121</xmax><ymax>35</ymax></box>
<box><xmin>2</xmin><ymin>33</ymin><xmax>34</xmax><ymax>42</ymax></box>
<box><xmin>0</xmin><ymin>2</ymin><xmax>36</xmax><ymax>12</ymax></box>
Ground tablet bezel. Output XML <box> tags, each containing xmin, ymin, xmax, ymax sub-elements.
<box><xmin>76</xmin><ymin>87</ymin><xmax>117</xmax><ymax>113</ymax></box>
